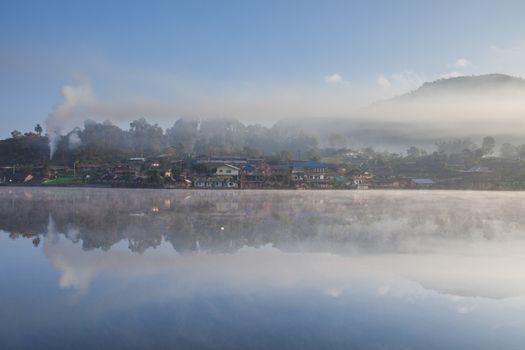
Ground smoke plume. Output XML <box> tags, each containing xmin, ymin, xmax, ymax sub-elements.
<box><xmin>68</xmin><ymin>130</ymin><xmax>82</xmax><ymax>150</ymax></box>
<box><xmin>46</xmin><ymin>84</ymin><xmax>95</xmax><ymax>158</ymax></box>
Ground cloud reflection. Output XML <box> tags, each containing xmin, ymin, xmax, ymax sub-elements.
<box><xmin>2</xmin><ymin>188</ymin><xmax>525</xmax><ymax>301</ymax></box>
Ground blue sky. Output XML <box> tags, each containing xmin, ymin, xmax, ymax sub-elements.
<box><xmin>1</xmin><ymin>0</ymin><xmax>525</xmax><ymax>136</ymax></box>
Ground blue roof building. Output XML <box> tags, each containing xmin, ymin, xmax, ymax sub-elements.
<box><xmin>242</xmin><ymin>165</ymin><xmax>256</xmax><ymax>172</ymax></box>
<box><xmin>411</xmin><ymin>178</ymin><xmax>434</xmax><ymax>185</ymax></box>
<box><xmin>290</xmin><ymin>161</ymin><xmax>331</xmax><ymax>171</ymax></box>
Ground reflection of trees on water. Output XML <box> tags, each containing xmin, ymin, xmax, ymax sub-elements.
<box><xmin>1</xmin><ymin>188</ymin><xmax>525</xmax><ymax>254</ymax></box>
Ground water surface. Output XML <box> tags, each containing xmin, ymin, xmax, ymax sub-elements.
<box><xmin>1</xmin><ymin>188</ymin><xmax>525</xmax><ymax>349</ymax></box>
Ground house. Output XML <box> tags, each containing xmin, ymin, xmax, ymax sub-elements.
<box><xmin>112</xmin><ymin>165</ymin><xmax>136</xmax><ymax>182</ymax></box>
<box><xmin>342</xmin><ymin>151</ymin><xmax>368</xmax><ymax>167</ymax></box>
<box><xmin>186</xmin><ymin>163</ymin><xmax>241</xmax><ymax>189</ymax></box>
<box><xmin>240</xmin><ymin>163</ymin><xmax>273</xmax><ymax>188</ymax></box>
<box><xmin>269</xmin><ymin>165</ymin><xmax>290</xmax><ymax>178</ymax></box>
<box><xmin>240</xmin><ymin>164</ymin><xmax>267</xmax><ymax>189</ymax></box>
<box><xmin>290</xmin><ymin>161</ymin><xmax>329</xmax><ymax>173</ymax></box>
<box><xmin>194</xmin><ymin>177</ymin><xmax>239</xmax><ymax>189</ymax></box>
<box><xmin>48</xmin><ymin>165</ymin><xmax>69</xmax><ymax>177</ymax></box>
<box><xmin>410</xmin><ymin>178</ymin><xmax>434</xmax><ymax>188</ymax></box>
<box><xmin>194</xmin><ymin>155</ymin><xmax>248</xmax><ymax>166</ymax></box>
<box><xmin>289</xmin><ymin>161</ymin><xmax>338</xmax><ymax>188</ymax></box>
<box><xmin>241</xmin><ymin>164</ymin><xmax>256</xmax><ymax>174</ymax></box>
<box><xmin>266</xmin><ymin>165</ymin><xmax>291</xmax><ymax>187</ymax></box>
<box><xmin>216</xmin><ymin>164</ymin><xmax>240</xmax><ymax>177</ymax></box>
<box><xmin>353</xmin><ymin>172</ymin><xmax>373</xmax><ymax>190</ymax></box>
<box><xmin>334</xmin><ymin>176</ymin><xmax>353</xmax><ymax>187</ymax></box>
<box><xmin>290</xmin><ymin>161</ymin><xmax>333</xmax><ymax>188</ymax></box>
<box><xmin>372</xmin><ymin>177</ymin><xmax>401</xmax><ymax>189</ymax></box>
<box><xmin>365</xmin><ymin>164</ymin><xmax>393</xmax><ymax>177</ymax></box>
<box><xmin>291</xmin><ymin>161</ymin><xmax>330</xmax><ymax>180</ymax></box>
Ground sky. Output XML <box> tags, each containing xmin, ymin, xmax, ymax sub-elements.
<box><xmin>1</xmin><ymin>0</ymin><xmax>525</xmax><ymax>137</ymax></box>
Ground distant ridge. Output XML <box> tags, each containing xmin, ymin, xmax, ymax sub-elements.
<box><xmin>363</xmin><ymin>73</ymin><xmax>525</xmax><ymax>117</ymax></box>
<box><xmin>397</xmin><ymin>73</ymin><xmax>525</xmax><ymax>99</ymax></box>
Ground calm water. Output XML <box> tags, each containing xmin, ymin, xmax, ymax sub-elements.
<box><xmin>1</xmin><ymin>188</ymin><xmax>525</xmax><ymax>349</ymax></box>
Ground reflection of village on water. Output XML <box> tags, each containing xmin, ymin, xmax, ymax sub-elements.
<box><xmin>3</xmin><ymin>188</ymin><xmax>525</xmax><ymax>255</ymax></box>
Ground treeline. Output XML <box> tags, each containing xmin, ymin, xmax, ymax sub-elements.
<box><xmin>409</xmin><ymin>136</ymin><xmax>525</xmax><ymax>160</ymax></box>
<box><xmin>0</xmin><ymin>127</ymin><xmax>49</xmax><ymax>165</ymax></box>
<box><xmin>2</xmin><ymin>118</ymin><xmax>320</xmax><ymax>165</ymax></box>
<box><xmin>4</xmin><ymin>117</ymin><xmax>525</xmax><ymax>168</ymax></box>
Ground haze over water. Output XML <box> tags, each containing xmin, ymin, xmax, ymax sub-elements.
<box><xmin>1</xmin><ymin>188</ymin><xmax>525</xmax><ymax>349</ymax></box>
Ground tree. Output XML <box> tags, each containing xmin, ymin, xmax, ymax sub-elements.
<box><xmin>163</xmin><ymin>146</ymin><xmax>177</xmax><ymax>161</ymax></box>
<box><xmin>307</xmin><ymin>148</ymin><xmax>320</xmax><ymax>161</ymax></box>
<box><xmin>518</xmin><ymin>144</ymin><xmax>525</xmax><ymax>161</ymax></box>
<box><xmin>10</xmin><ymin>130</ymin><xmax>22</xmax><ymax>138</ymax></box>
<box><xmin>129</xmin><ymin>118</ymin><xmax>164</xmax><ymax>156</ymax></box>
<box><xmin>500</xmin><ymin>143</ymin><xmax>518</xmax><ymax>160</ymax></box>
<box><xmin>242</xmin><ymin>146</ymin><xmax>261</xmax><ymax>158</ymax></box>
<box><xmin>191</xmin><ymin>163</ymin><xmax>208</xmax><ymax>174</ymax></box>
<box><xmin>328</xmin><ymin>133</ymin><xmax>347</xmax><ymax>149</ymax></box>
<box><xmin>361</xmin><ymin>147</ymin><xmax>376</xmax><ymax>158</ymax></box>
<box><xmin>73</xmin><ymin>120</ymin><xmax>133</xmax><ymax>162</ymax></box>
<box><xmin>156</xmin><ymin>146</ymin><xmax>178</xmax><ymax>168</ymax></box>
<box><xmin>406</xmin><ymin>146</ymin><xmax>422</xmax><ymax>158</ymax></box>
<box><xmin>481</xmin><ymin>136</ymin><xmax>496</xmax><ymax>156</ymax></box>
<box><xmin>279</xmin><ymin>150</ymin><xmax>292</xmax><ymax>162</ymax></box>
<box><xmin>34</xmin><ymin>124</ymin><xmax>43</xmax><ymax>135</ymax></box>
<box><xmin>435</xmin><ymin>138</ymin><xmax>475</xmax><ymax>155</ymax></box>
<box><xmin>146</xmin><ymin>168</ymin><xmax>163</xmax><ymax>184</ymax></box>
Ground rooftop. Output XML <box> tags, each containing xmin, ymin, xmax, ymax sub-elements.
<box><xmin>411</xmin><ymin>178</ymin><xmax>434</xmax><ymax>185</ymax></box>
<box><xmin>291</xmin><ymin>161</ymin><xmax>329</xmax><ymax>169</ymax></box>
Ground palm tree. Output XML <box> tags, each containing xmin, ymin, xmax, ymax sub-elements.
<box><xmin>34</xmin><ymin>124</ymin><xmax>43</xmax><ymax>136</ymax></box>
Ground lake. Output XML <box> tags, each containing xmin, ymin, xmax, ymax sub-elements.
<box><xmin>1</xmin><ymin>188</ymin><xmax>525</xmax><ymax>349</ymax></box>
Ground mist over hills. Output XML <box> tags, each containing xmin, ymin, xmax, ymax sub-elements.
<box><xmin>3</xmin><ymin>74</ymin><xmax>525</xmax><ymax>164</ymax></box>
<box><xmin>277</xmin><ymin>73</ymin><xmax>525</xmax><ymax>151</ymax></box>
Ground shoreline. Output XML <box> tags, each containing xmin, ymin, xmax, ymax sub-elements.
<box><xmin>1</xmin><ymin>183</ymin><xmax>524</xmax><ymax>192</ymax></box>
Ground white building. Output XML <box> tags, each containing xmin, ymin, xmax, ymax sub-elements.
<box><xmin>216</xmin><ymin>164</ymin><xmax>240</xmax><ymax>177</ymax></box>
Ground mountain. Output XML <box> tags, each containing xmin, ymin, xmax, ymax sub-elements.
<box><xmin>366</xmin><ymin>73</ymin><xmax>525</xmax><ymax>114</ymax></box>
<box><xmin>399</xmin><ymin>73</ymin><xmax>525</xmax><ymax>99</ymax></box>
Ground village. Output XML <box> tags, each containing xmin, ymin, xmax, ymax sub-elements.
<box><xmin>1</xmin><ymin>152</ymin><xmax>479</xmax><ymax>190</ymax></box>
<box><xmin>0</xmin><ymin>122</ymin><xmax>520</xmax><ymax>190</ymax></box>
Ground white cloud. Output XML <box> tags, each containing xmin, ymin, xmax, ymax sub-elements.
<box><xmin>376</xmin><ymin>70</ymin><xmax>426</xmax><ymax>93</ymax></box>
<box><xmin>324</xmin><ymin>73</ymin><xmax>343</xmax><ymax>84</ymax></box>
<box><xmin>390</xmin><ymin>70</ymin><xmax>425</xmax><ymax>87</ymax></box>
<box><xmin>324</xmin><ymin>73</ymin><xmax>351</xmax><ymax>87</ymax></box>
<box><xmin>450</xmin><ymin>58</ymin><xmax>472</xmax><ymax>69</ymax></box>
<box><xmin>377</xmin><ymin>75</ymin><xmax>392</xmax><ymax>88</ymax></box>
